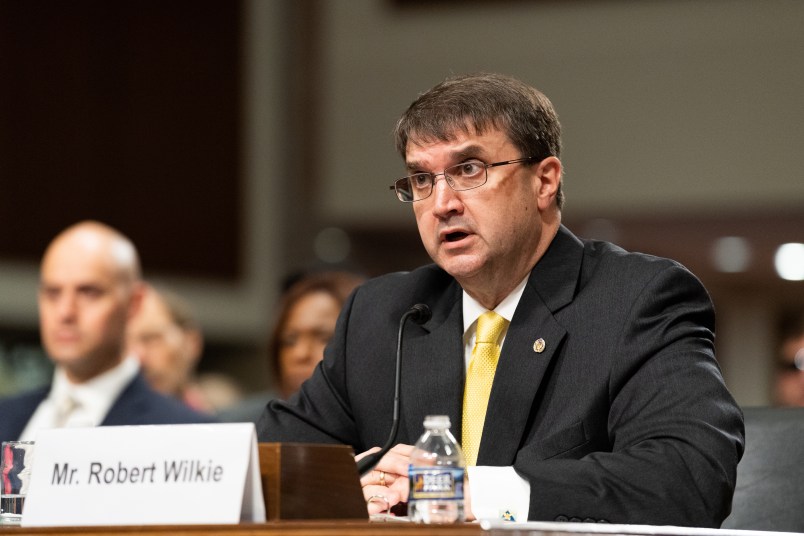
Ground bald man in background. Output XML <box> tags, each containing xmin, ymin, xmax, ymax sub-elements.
<box><xmin>0</xmin><ymin>221</ymin><xmax>213</xmax><ymax>444</ymax></box>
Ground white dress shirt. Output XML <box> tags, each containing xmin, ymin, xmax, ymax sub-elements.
<box><xmin>461</xmin><ymin>276</ymin><xmax>531</xmax><ymax>522</ymax></box>
<box><xmin>19</xmin><ymin>357</ymin><xmax>140</xmax><ymax>441</ymax></box>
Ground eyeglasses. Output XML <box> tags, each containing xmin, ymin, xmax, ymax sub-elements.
<box><xmin>389</xmin><ymin>157</ymin><xmax>538</xmax><ymax>203</ymax></box>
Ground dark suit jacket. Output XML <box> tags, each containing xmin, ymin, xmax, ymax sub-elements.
<box><xmin>257</xmin><ymin>225</ymin><xmax>745</xmax><ymax>527</ymax></box>
<box><xmin>0</xmin><ymin>372</ymin><xmax>215</xmax><ymax>443</ymax></box>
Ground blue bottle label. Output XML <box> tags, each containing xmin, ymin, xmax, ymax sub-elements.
<box><xmin>408</xmin><ymin>466</ymin><xmax>465</xmax><ymax>500</ymax></box>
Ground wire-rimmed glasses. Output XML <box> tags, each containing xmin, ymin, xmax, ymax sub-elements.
<box><xmin>389</xmin><ymin>157</ymin><xmax>538</xmax><ymax>202</ymax></box>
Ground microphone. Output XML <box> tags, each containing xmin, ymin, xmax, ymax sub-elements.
<box><xmin>356</xmin><ymin>303</ymin><xmax>432</xmax><ymax>476</ymax></box>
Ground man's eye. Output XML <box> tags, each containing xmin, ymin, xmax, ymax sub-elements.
<box><xmin>79</xmin><ymin>287</ymin><xmax>104</xmax><ymax>299</ymax></box>
<box><xmin>140</xmin><ymin>332</ymin><xmax>163</xmax><ymax>345</ymax></box>
<box><xmin>456</xmin><ymin>161</ymin><xmax>484</xmax><ymax>177</ymax></box>
<box><xmin>40</xmin><ymin>288</ymin><xmax>60</xmax><ymax>300</ymax></box>
<box><xmin>411</xmin><ymin>174</ymin><xmax>432</xmax><ymax>189</ymax></box>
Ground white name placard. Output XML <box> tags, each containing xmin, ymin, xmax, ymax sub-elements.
<box><xmin>21</xmin><ymin>423</ymin><xmax>265</xmax><ymax>527</ymax></box>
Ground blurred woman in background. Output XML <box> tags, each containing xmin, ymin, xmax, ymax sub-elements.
<box><xmin>270</xmin><ymin>271</ymin><xmax>366</xmax><ymax>399</ymax></box>
<box><xmin>217</xmin><ymin>270</ymin><xmax>365</xmax><ymax>423</ymax></box>
<box><xmin>774</xmin><ymin>308</ymin><xmax>804</xmax><ymax>407</ymax></box>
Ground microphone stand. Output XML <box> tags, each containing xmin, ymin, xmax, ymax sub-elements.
<box><xmin>356</xmin><ymin>304</ymin><xmax>431</xmax><ymax>476</ymax></box>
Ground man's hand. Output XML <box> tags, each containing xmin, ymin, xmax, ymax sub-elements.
<box><xmin>356</xmin><ymin>444</ymin><xmax>475</xmax><ymax>519</ymax></box>
<box><xmin>464</xmin><ymin>474</ymin><xmax>474</xmax><ymax>521</ymax></box>
<box><xmin>356</xmin><ymin>444</ymin><xmax>413</xmax><ymax>515</ymax></box>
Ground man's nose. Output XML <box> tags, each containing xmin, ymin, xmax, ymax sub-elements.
<box><xmin>56</xmin><ymin>294</ymin><xmax>78</xmax><ymax>319</ymax></box>
<box><xmin>431</xmin><ymin>174</ymin><xmax>461</xmax><ymax>213</ymax></box>
<box><xmin>127</xmin><ymin>339</ymin><xmax>146</xmax><ymax>360</ymax></box>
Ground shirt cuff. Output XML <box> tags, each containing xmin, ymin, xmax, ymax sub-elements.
<box><xmin>467</xmin><ymin>465</ymin><xmax>530</xmax><ymax>522</ymax></box>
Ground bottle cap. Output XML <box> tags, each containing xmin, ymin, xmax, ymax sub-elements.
<box><xmin>423</xmin><ymin>415</ymin><xmax>451</xmax><ymax>428</ymax></box>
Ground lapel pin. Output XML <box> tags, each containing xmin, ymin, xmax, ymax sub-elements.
<box><xmin>533</xmin><ymin>338</ymin><xmax>546</xmax><ymax>353</ymax></box>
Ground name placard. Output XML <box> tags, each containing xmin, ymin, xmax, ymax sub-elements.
<box><xmin>21</xmin><ymin>423</ymin><xmax>265</xmax><ymax>527</ymax></box>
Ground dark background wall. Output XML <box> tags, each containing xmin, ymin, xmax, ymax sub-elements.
<box><xmin>0</xmin><ymin>0</ymin><xmax>241</xmax><ymax>279</ymax></box>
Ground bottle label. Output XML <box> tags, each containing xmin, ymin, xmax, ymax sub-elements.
<box><xmin>408</xmin><ymin>466</ymin><xmax>465</xmax><ymax>500</ymax></box>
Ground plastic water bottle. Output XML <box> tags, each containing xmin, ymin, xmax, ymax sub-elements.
<box><xmin>408</xmin><ymin>415</ymin><xmax>465</xmax><ymax>523</ymax></box>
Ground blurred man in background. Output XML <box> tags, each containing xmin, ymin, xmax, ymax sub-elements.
<box><xmin>0</xmin><ymin>221</ymin><xmax>213</xmax><ymax>443</ymax></box>
<box><xmin>127</xmin><ymin>284</ymin><xmax>210</xmax><ymax>412</ymax></box>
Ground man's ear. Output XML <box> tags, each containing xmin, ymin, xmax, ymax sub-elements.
<box><xmin>535</xmin><ymin>156</ymin><xmax>562</xmax><ymax>212</ymax></box>
<box><xmin>185</xmin><ymin>328</ymin><xmax>204</xmax><ymax>367</ymax></box>
<box><xmin>127</xmin><ymin>281</ymin><xmax>147</xmax><ymax>320</ymax></box>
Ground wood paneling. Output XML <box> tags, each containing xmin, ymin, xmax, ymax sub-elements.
<box><xmin>0</xmin><ymin>0</ymin><xmax>241</xmax><ymax>280</ymax></box>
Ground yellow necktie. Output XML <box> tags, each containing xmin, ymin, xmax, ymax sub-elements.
<box><xmin>462</xmin><ymin>310</ymin><xmax>508</xmax><ymax>466</ymax></box>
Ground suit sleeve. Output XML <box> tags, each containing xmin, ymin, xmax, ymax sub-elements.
<box><xmin>514</xmin><ymin>263</ymin><xmax>745</xmax><ymax>527</ymax></box>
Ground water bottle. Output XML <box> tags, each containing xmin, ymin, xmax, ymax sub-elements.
<box><xmin>408</xmin><ymin>415</ymin><xmax>465</xmax><ymax>523</ymax></box>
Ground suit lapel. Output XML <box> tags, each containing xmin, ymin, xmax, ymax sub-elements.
<box><xmin>102</xmin><ymin>375</ymin><xmax>145</xmax><ymax>425</ymax></box>
<box><xmin>478</xmin><ymin>225</ymin><xmax>584</xmax><ymax>465</ymax></box>
<box><xmin>1</xmin><ymin>387</ymin><xmax>49</xmax><ymax>441</ymax></box>
<box><xmin>400</xmin><ymin>287</ymin><xmax>464</xmax><ymax>444</ymax></box>
<box><xmin>478</xmin><ymin>289</ymin><xmax>567</xmax><ymax>465</ymax></box>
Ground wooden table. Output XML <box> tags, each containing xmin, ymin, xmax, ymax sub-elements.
<box><xmin>1</xmin><ymin>520</ymin><xmax>481</xmax><ymax>536</ymax></box>
<box><xmin>3</xmin><ymin>519</ymin><xmax>798</xmax><ymax>536</ymax></box>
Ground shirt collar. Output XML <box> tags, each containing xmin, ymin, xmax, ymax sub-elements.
<box><xmin>49</xmin><ymin>356</ymin><xmax>140</xmax><ymax>425</ymax></box>
<box><xmin>462</xmin><ymin>275</ymin><xmax>529</xmax><ymax>335</ymax></box>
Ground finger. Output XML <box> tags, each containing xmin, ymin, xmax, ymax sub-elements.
<box><xmin>388</xmin><ymin>443</ymin><xmax>414</xmax><ymax>455</ymax></box>
<box><xmin>371</xmin><ymin>445</ymin><xmax>414</xmax><ymax>477</ymax></box>
<box><xmin>354</xmin><ymin>446</ymin><xmax>381</xmax><ymax>462</ymax></box>
<box><xmin>363</xmin><ymin>484</ymin><xmax>402</xmax><ymax>515</ymax></box>
<box><xmin>360</xmin><ymin>468</ymin><xmax>388</xmax><ymax>488</ymax></box>
<box><xmin>389</xmin><ymin>474</ymin><xmax>410</xmax><ymax>503</ymax></box>
<box><xmin>366</xmin><ymin>496</ymin><xmax>389</xmax><ymax>516</ymax></box>
<box><xmin>360</xmin><ymin>468</ymin><xmax>401</xmax><ymax>489</ymax></box>
<box><xmin>380</xmin><ymin>471</ymin><xmax>396</xmax><ymax>486</ymax></box>
<box><xmin>464</xmin><ymin>476</ymin><xmax>475</xmax><ymax>521</ymax></box>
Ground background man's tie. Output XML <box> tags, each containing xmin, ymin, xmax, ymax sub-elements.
<box><xmin>462</xmin><ymin>310</ymin><xmax>508</xmax><ymax>466</ymax></box>
<box><xmin>53</xmin><ymin>393</ymin><xmax>80</xmax><ymax>428</ymax></box>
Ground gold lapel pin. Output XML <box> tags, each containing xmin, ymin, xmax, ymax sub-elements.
<box><xmin>533</xmin><ymin>338</ymin><xmax>546</xmax><ymax>353</ymax></box>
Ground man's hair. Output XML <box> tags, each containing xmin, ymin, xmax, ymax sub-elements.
<box><xmin>151</xmin><ymin>286</ymin><xmax>200</xmax><ymax>332</ymax></box>
<box><xmin>393</xmin><ymin>72</ymin><xmax>564</xmax><ymax>209</ymax></box>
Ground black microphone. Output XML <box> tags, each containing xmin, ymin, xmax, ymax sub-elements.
<box><xmin>356</xmin><ymin>303</ymin><xmax>432</xmax><ymax>476</ymax></box>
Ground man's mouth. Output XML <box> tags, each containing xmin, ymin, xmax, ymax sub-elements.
<box><xmin>445</xmin><ymin>231</ymin><xmax>468</xmax><ymax>243</ymax></box>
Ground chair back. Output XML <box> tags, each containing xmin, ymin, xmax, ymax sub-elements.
<box><xmin>721</xmin><ymin>406</ymin><xmax>804</xmax><ymax>531</ymax></box>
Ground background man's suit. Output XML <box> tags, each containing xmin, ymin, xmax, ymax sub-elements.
<box><xmin>0</xmin><ymin>372</ymin><xmax>214</xmax><ymax>443</ymax></box>
<box><xmin>258</xmin><ymin>225</ymin><xmax>744</xmax><ymax>527</ymax></box>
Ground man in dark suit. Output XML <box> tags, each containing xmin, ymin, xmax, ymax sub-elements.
<box><xmin>0</xmin><ymin>221</ymin><xmax>213</xmax><ymax>444</ymax></box>
<box><xmin>257</xmin><ymin>73</ymin><xmax>744</xmax><ymax>526</ymax></box>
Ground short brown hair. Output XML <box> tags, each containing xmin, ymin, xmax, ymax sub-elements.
<box><xmin>394</xmin><ymin>72</ymin><xmax>564</xmax><ymax>209</ymax></box>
